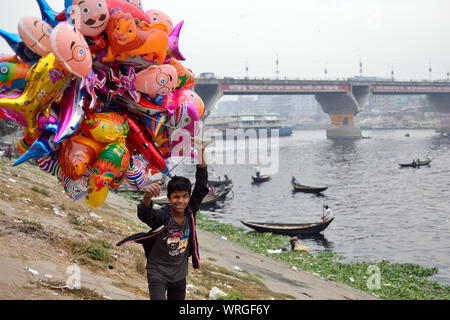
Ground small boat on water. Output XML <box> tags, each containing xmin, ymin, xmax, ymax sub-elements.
<box><xmin>240</xmin><ymin>218</ymin><xmax>334</xmax><ymax>236</ymax></box>
<box><xmin>208</xmin><ymin>176</ymin><xmax>232</xmax><ymax>188</ymax></box>
<box><xmin>399</xmin><ymin>158</ymin><xmax>432</xmax><ymax>168</ymax></box>
<box><xmin>252</xmin><ymin>175</ymin><xmax>271</xmax><ymax>183</ymax></box>
<box><xmin>291</xmin><ymin>181</ymin><xmax>328</xmax><ymax>194</ymax></box>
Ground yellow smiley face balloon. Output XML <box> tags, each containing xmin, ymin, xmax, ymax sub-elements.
<box><xmin>0</xmin><ymin>53</ymin><xmax>69</xmax><ymax>135</ymax></box>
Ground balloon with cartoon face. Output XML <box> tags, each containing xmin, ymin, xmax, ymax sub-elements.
<box><xmin>64</xmin><ymin>0</ymin><xmax>110</xmax><ymax>37</ymax></box>
<box><xmin>146</xmin><ymin>9</ymin><xmax>174</xmax><ymax>35</ymax></box>
<box><xmin>18</xmin><ymin>17</ymin><xmax>53</xmax><ymax>57</ymax></box>
<box><xmin>50</xmin><ymin>22</ymin><xmax>93</xmax><ymax>78</ymax></box>
<box><xmin>125</xmin><ymin>0</ymin><xmax>143</xmax><ymax>11</ymax></box>
<box><xmin>134</xmin><ymin>64</ymin><xmax>178</xmax><ymax>98</ymax></box>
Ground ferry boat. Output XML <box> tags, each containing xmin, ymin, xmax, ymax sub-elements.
<box><xmin>205</xmin><ymin>112</ymin><xmax>293</xmax><ymax>137</ymax></box>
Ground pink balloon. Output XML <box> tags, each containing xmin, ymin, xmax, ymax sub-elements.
<box><xmin>134</xmin><ymin>64</ymin><xmax>178</xmax><ymax>98</ymax></box>
<box><xmin>65</xmin><ymin>0</ymin><xmax>110</xmax><ymax>37</ymax></box>
<box><xmin>18</xmin><ymin>17</ymin><xmax>53</xmax><ymax>56</ymax></box>
<box><xmin>51</xmin><ymin>22</ymin><xmax>93</xmax><ymax>78</ymax></box>
<box><xmin>145</xmin><ymin>9</ymin><xmax>174</xmax><ymax>34</ymax></box>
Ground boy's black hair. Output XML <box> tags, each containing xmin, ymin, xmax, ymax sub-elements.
<box><xmin>167</xmin><ymin>176</ymin><xmax>192</xmax><ymax>198</ymax></box>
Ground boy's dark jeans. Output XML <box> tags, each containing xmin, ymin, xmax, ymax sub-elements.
<box><xmin>147</xmin><ymin>272</ymin><xmax>187</xmax><ymax>300</ymax></box>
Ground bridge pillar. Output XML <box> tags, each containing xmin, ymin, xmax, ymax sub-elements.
<box><xmin>315</xmin><ymin>85</ymin><xmax>370</xmax><ymax>139</ymax></box>
<box><xmin>193</xmin><ymin>82</ymin><xmax>224</xmax><ymax>118</ymax></box>
<box><xmin>426</xmin><ymin>93</ymin><xmax>450</xmax><ymax>134</ymax></box>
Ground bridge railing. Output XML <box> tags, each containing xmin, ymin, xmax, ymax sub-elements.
<box><xmin>196</xmin><ymin>75</ymin><xmax>450</xmax><ymax>84</ymax></box>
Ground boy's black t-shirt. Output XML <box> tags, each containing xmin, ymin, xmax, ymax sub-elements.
<box><xmin>147</xmin><ymin>217</ymin><xmax>191</xmax><ymax>282</ymax></box>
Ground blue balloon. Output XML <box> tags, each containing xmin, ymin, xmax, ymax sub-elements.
<box><xmin>36</xmin><ymin>0</ymin><xmax>60</xmax><ymax>27</ymax></box>
<box><xmin>14</xmin><ymin>134</ymin><xmax>56</xmax><ymax>167</ymax></box>
<box><xmin>0</xmin><ymin>30</ymin><xmax>40</xmax><ymax>62</ymax></box>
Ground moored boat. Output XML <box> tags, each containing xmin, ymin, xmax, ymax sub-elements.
<box><xmin>240</xmin><ymin>218</ymin><xmax>334</xmax><ymax>236</ymax></box>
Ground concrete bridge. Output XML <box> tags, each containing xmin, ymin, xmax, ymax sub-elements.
<box><xmin>194</xmin><ymin>78</ymin><xmax>450</xmax><ymax>138</ymax></box>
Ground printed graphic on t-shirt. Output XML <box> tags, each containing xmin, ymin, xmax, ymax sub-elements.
<box><xmin>164</xmin><ymin>230</ymin><xmax>190</xmax><ymax>257</ymax></box>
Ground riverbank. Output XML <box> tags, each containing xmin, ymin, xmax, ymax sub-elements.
<box><xmin>0</xmin><ymin>157</ymin><xmax>374</xmax><ymax>300</ymax></box>
<box><xmin>0</xmin><ymin>157</ymin><xmax>447</xmax><ymax>300</ymax></box>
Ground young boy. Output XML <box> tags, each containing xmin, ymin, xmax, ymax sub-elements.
<box><xmin>117</xmin><ymin>140</ymin><xmax>209</xmax><ymax>300</ymax></box>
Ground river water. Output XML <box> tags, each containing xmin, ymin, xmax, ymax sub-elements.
<box><xmin>175</xmin><ymin>129</ymin><xmax>450</xmax><ymax>285</ymax></box>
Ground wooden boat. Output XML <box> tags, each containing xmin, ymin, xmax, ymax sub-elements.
<box><xmin>399</xmin><ymin>158</ymin><xmax>432</xmax><ymax>168</ymax></box>
<box><xmin>252</xmin><ymin>175</ymin><xmax>271</xmax><ymax>183</ymax></box>
<box><xmin>291</xmin><ymin>181</ymin><xmax>328</xmax><ymax>193</ymax></box>
<box><xmin>240</xmin><ymin>218</ymin><xmax>334</xmax><ymax>236</ymax></box>
<box><xmin>208</xmin><ymin>177</ymin><xmax>232</xmax><ymax>188</ymax></box>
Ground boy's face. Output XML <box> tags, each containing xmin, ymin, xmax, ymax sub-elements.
<box><xmin>168</xmin><ymin>190</ymin><xmax>190</xmax><ymax>214</ymax></box>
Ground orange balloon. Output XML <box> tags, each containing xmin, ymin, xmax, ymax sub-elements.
<box><xmin>103</xmin><ymin>11</ymin><xmax>168</xmax><ymax>64</ymax></box>
<box><xmin>59</xmin><ymin>135</ymin><xmax>104</xmax><ymax>180</ymax></box>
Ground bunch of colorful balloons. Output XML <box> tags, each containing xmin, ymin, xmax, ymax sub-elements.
<box><xmin>0</xmin><ymin>0</ymin><xmax>205</xmax><ymax>207</ymax></box>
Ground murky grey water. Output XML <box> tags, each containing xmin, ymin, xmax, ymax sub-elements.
<box><xmin>174</xmin><ymin>129</ymin><xmax>450</xmax><ymax>285</ymax></box>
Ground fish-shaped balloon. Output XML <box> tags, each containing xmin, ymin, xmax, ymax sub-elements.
<box><xmin>0</xmin><ymin>53</ymin><xmax>70</xmax><ymax>135</ymax></box>
<box><xmin>0</xmin><ymin>55</ymin><xmax>31</xmax><ymax>91</ymax></box>
<box><xmin>0</xmin><ymin>29</ymin><xmax>40</xmax><ymax>62</ymax></box>
<box><xmin>54</xmin><ymin>77</ymin><xmax>85</xmax><ymax>144</ymax></box>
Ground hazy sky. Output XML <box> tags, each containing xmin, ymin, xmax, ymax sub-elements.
<box><xmin>1</xmin><ymin>0</ymin><xmax>449</xmax><ymax>80</ymax></box>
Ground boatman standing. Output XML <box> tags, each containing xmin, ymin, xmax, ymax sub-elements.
<box><xmin>322</xmin><ymin>205</ymin><xmax>334</xmax><ymax>222</ymax></box>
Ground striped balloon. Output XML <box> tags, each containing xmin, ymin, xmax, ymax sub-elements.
<box><xmin>60</xmin><ymin>172</ymin><xmax>90</xmax><ymax>202</ymax></box>
<box><xmin>37</xmin><ymin>155</ymin><xmax>61</xmax><ymax>177</ymax></box>
<box><xmin>125</xmin><ymin>156</ymin><xmax>149</xmax><ymax>191</ymax></box>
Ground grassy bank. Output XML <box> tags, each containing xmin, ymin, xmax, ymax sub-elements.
<box><xmin>196</xmin><ymin>213</ymin><xmax>450</xmax><ymax>300</ymax></box>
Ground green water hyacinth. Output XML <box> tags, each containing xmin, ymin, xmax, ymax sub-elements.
<box><xmin>196</xmin><ymin>213</ymin><xmax>450</xmax><ymax>300</ymax></box>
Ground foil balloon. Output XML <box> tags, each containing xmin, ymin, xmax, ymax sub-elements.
<box><xmin>103</xmin><ymin>11</ymin><xmax>168</xmax><ymax>65</ymax></box>
<box><xmin>0</xmin><ymin>55</ymin><xmax>31</xmax><ymax>91</ymax></box>
<box><xmin>167</xmin><ymin>88</ymin><xmax>205</xmax><ymax>119</ymax></box>
<box><xmin>18</xmin><ymin>128</ymin><xmax>42</xmax><ymax>154</ymax></box>
<box><xmin>64</xmin><ymin>0</ymin><xmax>110</xmax><ymax>37</ymax></box>
<box><xmin>0</xmin><ymin>29</ymin><xmax>41</xmax><ymax>62</ymax></box>
<box><xmin>59</xmin><ymin>135</ymin><xmax>105</xmax><ymax>180</ymax></box>
<box><xmin>37</xmin><ymin>155</ymin><xmax>62</xmax><ymax>177</ymax></box>
<box><xmin>61</xmin><ymin>171</ymin><xmax>90</xmax><ymax>202</ymax></box>
<box><xmin>133</xmin><ymin>64</ymin><xmax>178</xmax><ymax>98</ymax></box>
<box><xmin>129</xmin><ymin>0</ymin><xmax>144</xmax><ymax>10</ymax></box>
<box><xmin>124</xmin><ymin>155</ymin><xmax>148</xmax><ymax>191</ymax></box>
<box><xmin>85</xmin><ymin>175</ymin><xmax>109</xmax><ymax>207</ymax></box>
<box><xmin>168</xmin><ymin>102</ymin><xmax>200</xmax><ymax>136</ymax></box>
<box><xmin>121</xmin><ymin>111</ymin><xmax>169</xmax><ymax>175</ymax></box>
<box><xmin>145</xmin><ymin>112</ymin><xmax>167</xmax><ymax>139</ymax></box>
<box><xmin>18</xmin><ymin>17</ymin><xmax>53</xmax><ymax>57</ymax></box>
<box><xmin>106</xmin><ymin>0</ymin><xmax>150</xmax><ymax>22</ymax></box>
<box><xmin>81</xmin><ymin>112</ymin><xmax>129</xmax><ymax>144</ymax></box>
<box><xmin>54</xmin><ymin>77</ymin><xmax>85</xmax><ymax>143</ymax></box>
<box><xmin>93</xmin><ymin>142</ymin><xmax>130</xmax><ymax>191</ymax></box>
<box><xmin>166</xmin><ymin>21</ymin><xmax>185</xmax><ymax>62</ymax></box>
<box><xmin>38</xmin><ymin>108</ymin><xmax>59</xmax><ymax>133</ymax></box>
<box><xmin>0</xmin><ymin>53</ymin><xmax>70</xmax><ymax>135</ymax></box>
<box><xmin>169</xmin><ymin>58</ymin><xmax>194</xmax><ymax>89</ymax></box>
<box><xmin>145</xmin><ymin>9</ymin><xmax>174</xmax><ymax>34</ymax></box>
<box><xmin>51</xmin><ymin>22</ymin><xmax>93</xmax><ymax>78</ymax></box>
<box><xmin>36</xmin><ymin>0</ymin><xmax>60</xmax><ymax>27</ymax></box>
<box><xmin>14</xmin><ymin>133</ymin><xmax>57</xmax><ymax>167</ymax></box>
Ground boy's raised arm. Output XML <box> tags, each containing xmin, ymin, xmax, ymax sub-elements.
<box><xmin>189</xmin><ymin>138</ymin><xmax>209</xmax><ymax>213</ymax></box>
<box><xmin>138</xmin><ymin>182</ymin><xmax>162</xmax><ymax>227</ymax></box>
